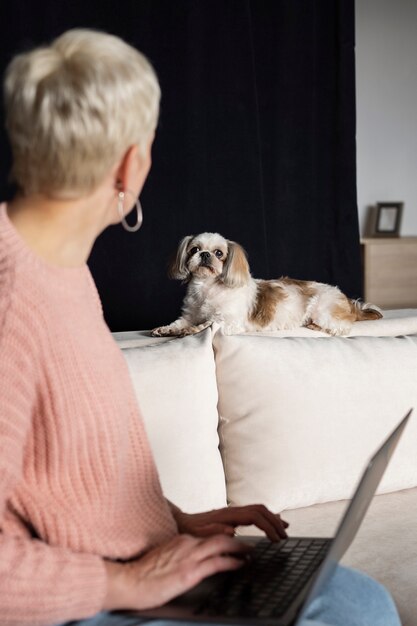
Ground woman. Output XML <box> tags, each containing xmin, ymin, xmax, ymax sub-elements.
<box><xmin>0</xmin><ymin>29</ymin><xmax>400</xmax><ymax>626</ymax></box>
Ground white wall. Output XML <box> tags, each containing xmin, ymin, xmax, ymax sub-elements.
<box><xmin>356</xmin><ymin>0</ymin><xmax>417</xmax><ymax>236</ymax></box>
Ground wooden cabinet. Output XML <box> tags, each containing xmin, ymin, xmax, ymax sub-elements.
<box><xmin>361</xmin><ymin>237</ymin><xmax>417</xmax><ymax>308</ymax></box>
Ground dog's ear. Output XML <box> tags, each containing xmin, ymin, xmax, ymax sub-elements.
<box><xmin>220</xmin><ymin>241</ymin><xmax>251</xmax><ymax>287</ymax></box>
<box><xmin>168</xmin><ymin>235</ymin><xmax>194</xmax><ymax>281</ymax></box>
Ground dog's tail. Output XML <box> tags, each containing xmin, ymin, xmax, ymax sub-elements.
<box><xmin>350</xmin><ymin>299</ymin><xmax>383</xmax><ymax>321</ymax></box>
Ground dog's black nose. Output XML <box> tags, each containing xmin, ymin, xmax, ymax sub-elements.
<box><xmin>200</xmin><ymin>251</ymin><xmax>211</xmax><ymax>261</ymax></box>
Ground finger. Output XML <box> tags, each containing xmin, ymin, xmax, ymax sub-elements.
<box><xmin>215</xmin><ymin>506</ymin><xmax>289</xmax><ymax>539</ymax></box>
<box><xmin>244</xmin><ymin>506</ymin><xmax>289</xmax><ymax>540</ymax></box>
<box><xmin>194</xmin><ymin>553</ymin><xmax>246</xmax><ymax>581</ymax></box>
<box><xmin>233</xmin><ymin>507</ymin><xmax>287</xmax><ymax>542</ymax></box>
<box><xmin>190</xmin><ymin>507</ymin><xmax>289</xmax><ymax>540</ymax></box>
<box><xmin>256</xmin><ymin>507</ymin><xmax>289</xmax><ymax>539</ymax></box>
<box><xmin>150</xmin><ymin>536</ymin><xmax>252</xmax><ymax>606</ymax></box>
<box><xmin>179</xmin><ymin>551</ymin><xmax>246</xmax><ymax>594</ymax></box>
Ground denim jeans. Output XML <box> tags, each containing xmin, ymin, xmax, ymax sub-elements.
<box><xmin>62</xmin><ymin>565</ymin><xmax>401</xmax><ymax>626</ymax></box>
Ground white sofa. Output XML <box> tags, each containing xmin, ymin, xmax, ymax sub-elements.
<box><xmin>114</xmin><ymin>309</ymin><xmax>417</xmax><ymax>626</ymax></box>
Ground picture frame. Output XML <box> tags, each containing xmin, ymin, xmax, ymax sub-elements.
<box><xmin>373</xmin><ymin>202</ymin><xmax>403</xmax><ymax>237</ymax></box>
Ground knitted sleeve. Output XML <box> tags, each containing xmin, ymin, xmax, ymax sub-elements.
<box><xmin>0</xmin><ymin>272</ymin><xmax>107</xmax><ymax>625</ymax></box>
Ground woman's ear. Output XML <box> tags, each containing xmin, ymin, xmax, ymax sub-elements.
<box><xmin>221</xmin><ymin>241</ymin><xmax>251</xmax><ymax>287</ymax></box>
<box><xmin>168</xmin><ymin>235</ymin><xmax>194</xmax><ymax>280</ymax></box>
<box><xmin>115</xmin><ymin>143</ymin><xmax>152</xmax><ymax>197</ymax></box>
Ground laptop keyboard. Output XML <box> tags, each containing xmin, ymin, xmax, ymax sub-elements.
<box><xmin>196</xmin><ymin>537</ymin><xmax>331</xmax><ymax>619</ymax></box>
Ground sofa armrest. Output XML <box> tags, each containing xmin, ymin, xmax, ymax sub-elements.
<box><xmin>116</xmin><ymin>328</ymin><xmax>227</xmax><ymax>513</ymax></box>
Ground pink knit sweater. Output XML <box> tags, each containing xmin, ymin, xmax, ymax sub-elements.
<box><xmin>0</xmin><ymin>204</ymin><xmax>178</xmax><ymax>625</ymax></box>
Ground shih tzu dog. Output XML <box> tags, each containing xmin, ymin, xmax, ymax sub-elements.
<box><xmin>151</xmin><ymin>233</ymin><xmax>382</xmax><ymax>337</ymax></box>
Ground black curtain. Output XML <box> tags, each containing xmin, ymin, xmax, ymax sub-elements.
<box><xmin>0</xmin><ymin>0</ymin><xmax>362</xmax><ymax>331</ymax></box>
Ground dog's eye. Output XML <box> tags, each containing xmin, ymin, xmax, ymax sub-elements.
<box><xmin>214</xmin><ymin>249</ymin><xmax>223</xmax><ymax>258</ymax></box>
<box><xmin>189</xmin><ymin>247</ymin><xmax>200</xmax><ymax>255</ymax></box>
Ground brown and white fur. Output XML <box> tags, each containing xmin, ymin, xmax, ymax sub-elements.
<box><xmin>152</xmin><ymin>233</ymin><xmax>382</xmax><ymax>337</ymax></box>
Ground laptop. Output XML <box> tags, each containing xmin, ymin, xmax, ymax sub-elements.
<box><xmin>121</xmin><ymin>409</ymin><xmax>411</xmax><ymax>626</ymax></box>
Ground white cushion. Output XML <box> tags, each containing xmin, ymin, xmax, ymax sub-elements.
<box><xmin>228</xmin><ymin>308</ymin><xmax>417</xmax><ymax>338</ymax></box>
<box><xmin>120</xmin><ymin>328</ymin><xmax>227</xmax><ymax>512</ymax></box>
<box><xmin>213</xmin><ymin>330</ymin><xmax>417</xmax><ymax>512</ymax></box>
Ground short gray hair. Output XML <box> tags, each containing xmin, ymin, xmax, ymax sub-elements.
<box><xmin>4</xmin><ymin>29</ymin><xmax>160</xmax><ymax>197</ymax></box>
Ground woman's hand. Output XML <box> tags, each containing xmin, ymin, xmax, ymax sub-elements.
<box><xmin>169</xmin><ymin>502</ymin><xmax>289</xmax><ymax>542</ymax></box>
<box><xmin>103</xmin><ymin>533</ymin><xmax>250</xmax><ymax>611</ymax></box>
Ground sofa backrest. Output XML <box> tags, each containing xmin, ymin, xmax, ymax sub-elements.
<box><xmin>115</xmin><ymin>314</ymin><xmax>417</xmax><ymax>515</ymax></box>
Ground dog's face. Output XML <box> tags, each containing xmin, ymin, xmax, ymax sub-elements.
<box><xmin>169</xmin><ymin>232</ymin><xmax>250</xmax><ymax>287</ymax></box>
<box><xmin>185</xmin><ymin>233</ymin><xmax>228</xmax><ymax>279</ymax></box>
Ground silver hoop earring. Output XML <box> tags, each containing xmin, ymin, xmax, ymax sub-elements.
<box><xmin>117</xmin><ymin>189</ymin><xmax>143</xmax><ymax>233</ymax></box>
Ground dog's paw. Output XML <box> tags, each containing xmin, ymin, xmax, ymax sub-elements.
<box><xmin>152</xmin><ymin>321</ymin><xmax>212</xmax><ymax>338</ymax></box>
<box><xmin>151</xmin><ymin>325</ymin><xmax>179</xmax><ymax>337</ymax></box>
<box><xmin>310</xmin><ymin>314</ymin><xmax>353</xmax><ymax>336</ymax></box>
<box><xmin>177</xmin><ymin>328</ymin><xmax>196</xmax><ymax>336</ymax></box>
<box><xmin>324</xmin><ymin>324</ymin><xmax>352</xmax><ymax>336</ymax></box>
<box><xmin>177</xmin><ymin>322</ymin><xmax>211</xmax><ymax>336</ymax></box>
<box><xmin>305</xmin><ymin>322</ymin><xmax>323</xmax><ymax>332</ymax></box>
